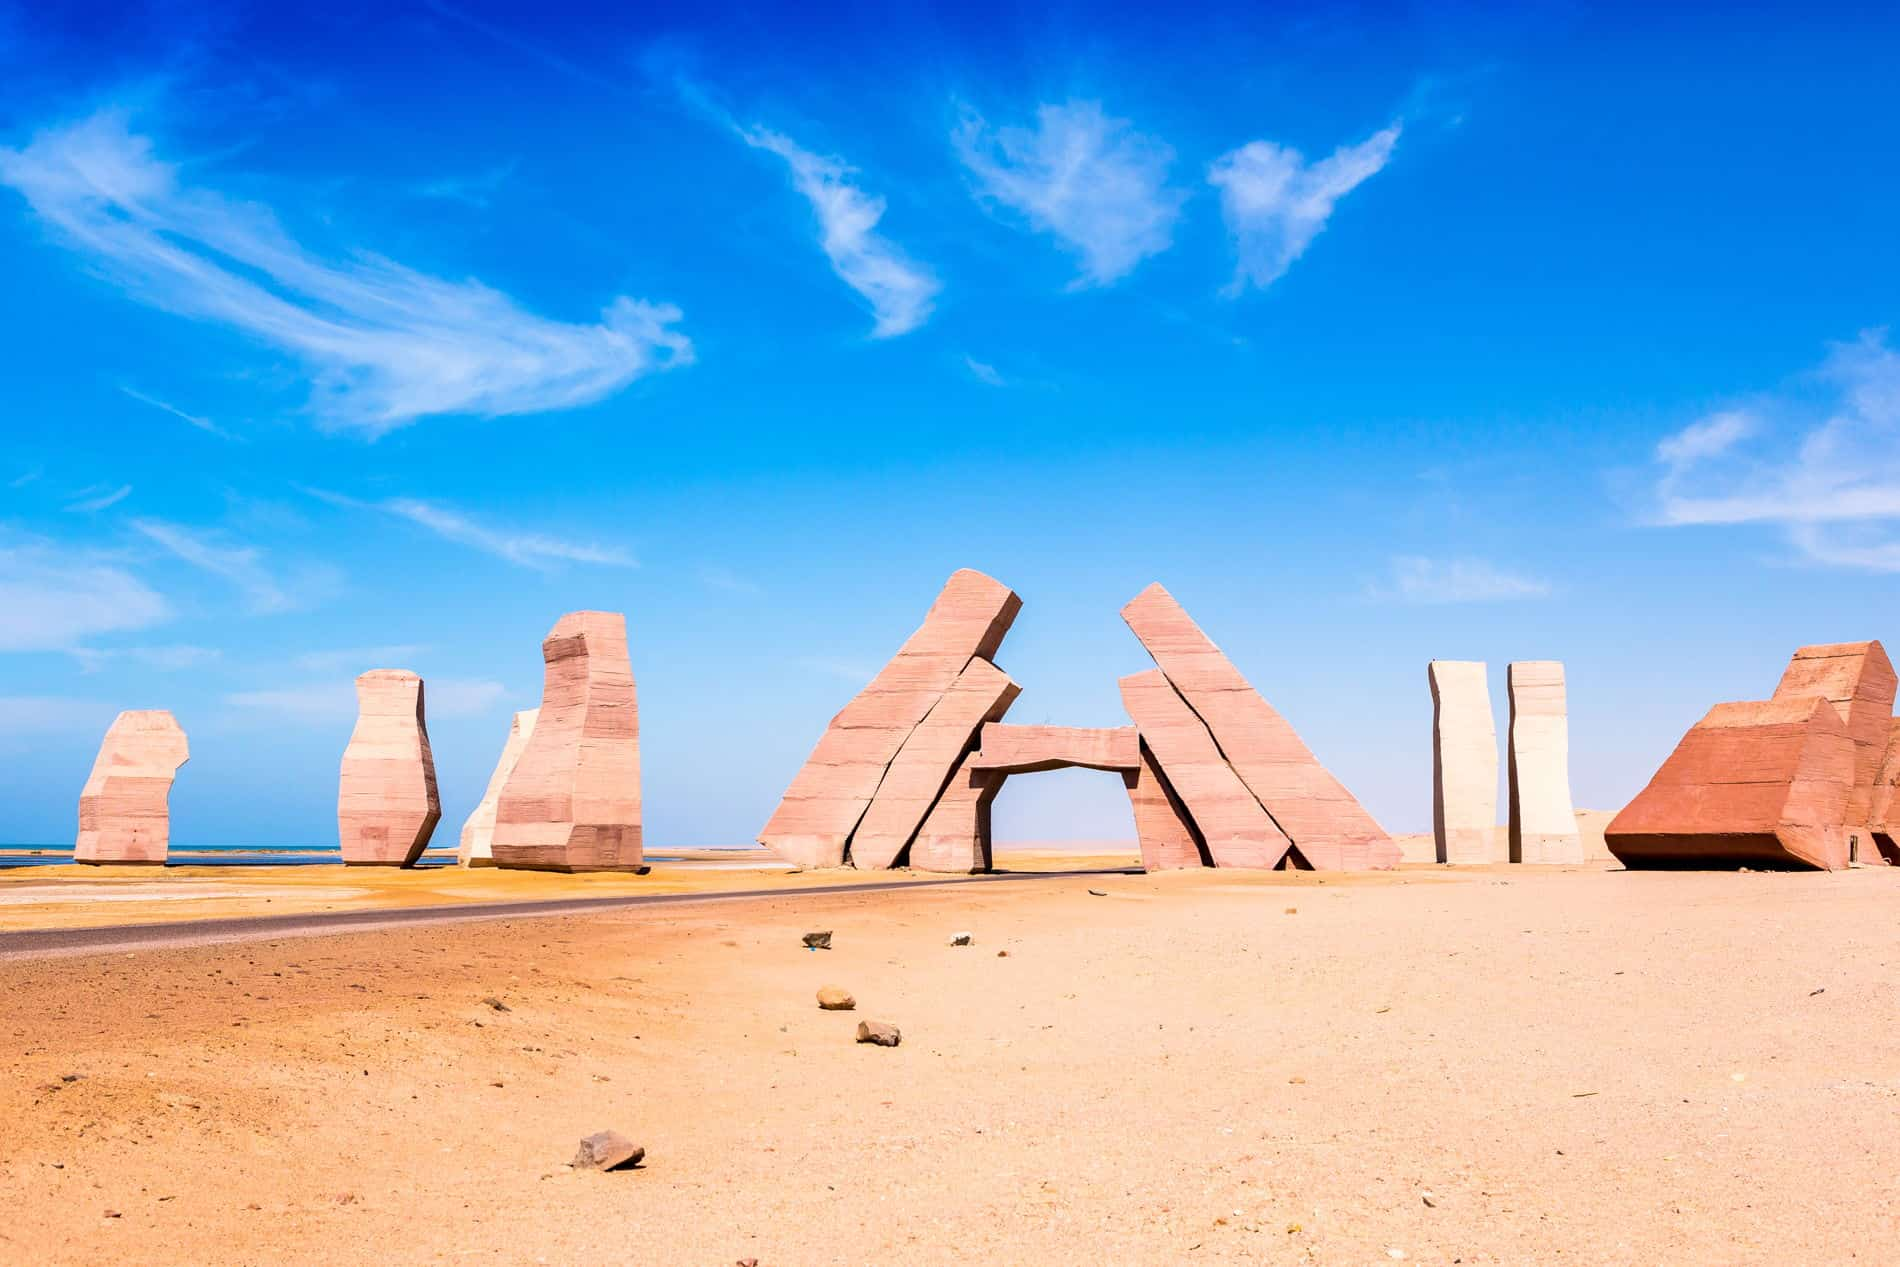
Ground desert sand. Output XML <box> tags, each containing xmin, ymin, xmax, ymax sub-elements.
<box><xmin>6</xmin><ymin>856</ymin><xmax>1900</xmax><ymax>1264</ymax></box>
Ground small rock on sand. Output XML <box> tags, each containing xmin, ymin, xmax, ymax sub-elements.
<box><xmin>817</xmin><ymin>986</ymin><xmax>856</xmax><ymax>1011</ymax></box>
<box><xmin>572</xmin><ymin>1131</ymin><xmax>645</xmax><ymax>1171</ymax></box>
<box><xmin>802</xmin><ymin>931</ymin><xmax>832</xmax><ymax>950</ymax></box>
<box><xmin>949</xmin><ymin>932</ymin><xmax>974</xmax><ymax>946</ymax></box>
<box><xmin>856</xmin><ymin>1021</ymin><xmax>901</xmax><ymax>1047</ymax></box>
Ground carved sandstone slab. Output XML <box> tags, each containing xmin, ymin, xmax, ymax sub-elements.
<box><xmin>458</xmin><ymin>708</ymin><xmax>540</xmax><ymax>866</ymax></box>
<box><xmin>1771</xmin><ymin>641</ymin><xmax>1896</xmax><ymax>851</ymax></box>
<box><xmin>849</xmin><ymin>659</ymin><xmax>1021</xmax><ymax>870</ymax></box>
<box><xmin>1870</xmin><ymin>719</ymin><xmax>1900</xmax><ymax>862</ymax></box>
<box><xmin>1121</xmin><ymin>584</ymin><xmax>1397</xmax><ymax>869</ymax></box>
<box><xmin>1507</xmin><ymin>661</ymin><xmax>1582</xmax><ymax>863</ymax></box>
<box><xmin>493</xmin><ymin>611</ymin><xmax>642</xmax><ymax>872</ymax></box>
<box><xmin>909</xmin><ymin>756</ymin><xmax>1002</xmax><ymax>873</ymax></box>
<box><xmin>759</xmin><ymin>569</ymin><xmax>1022</xmax><ymax>867</ymax></box>
<box><xmin>969</xmin><ymin>724</ymin><xmax>1138</xmax><ymax>774</ymax></box>
<box><xmin>337</xmin><ymin>670</ymin><xmax>442</xmax><ymax>866</ymax></box>
<box><xmin>1119</xmin><ymin>669</ymin><xmax>1294</xmax><ymax>868</ymax></box>
<box><xmin>1430</xmin><ymin>660</ymin><xmax>1498</xmax><ymax>865</ymax></box>
<box><xmin>75</xmin><ymin>710</ymin><xmax>189</xmax><ymax>864</ymax></box>
<box><xmin>1123</xmin><ymin>741</ymin><xmax>1208</xmax><ymax>870</ymax></box>
<box><xmin>1606</xmin><ymin>697</ymin><xmax>1856</xmax><ymax>870</ymax></box>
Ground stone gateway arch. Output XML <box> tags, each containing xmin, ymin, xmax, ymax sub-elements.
<box><xmin>758</xmin><ymin>570</ymin><xmax>1398</xmax><ymax>872</ymax></box>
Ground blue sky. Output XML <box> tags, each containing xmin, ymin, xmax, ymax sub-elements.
<box><xmin>2</xmin><ymin>1</ymin><xmax>1898</xmax><ymax>847</ymax></box>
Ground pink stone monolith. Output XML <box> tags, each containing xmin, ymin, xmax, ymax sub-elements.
<box><xmin>1119</xmin><ymin>669</ymin><xmax>1295</xmax><ymax>869</ymax></box>
<box><xmin>1507</xmin><ymin>661</ymin><xmax>1582</xmax><ymax>863</ymax></box>
<box><xmin>458</xmin><ymin>708</ymin><xmax>540</xmax><ymax>866</ymax></box>
<box><xmin>759</xmin><ymin>569</ymin><xmax>1022</xmax><ymax>868</ymax></box>
<box><xmin>1870</xmin><ymin>718</ymin><xmax>1900</xmax><ymax>861</ymax></box>
<box><xmin>1121</xmin><ymin>584</ymin><xmax>1398</xmax><ymax>869</ymax></box>
<box><xmin>849</xmin><ymin>659</ymin><xmax>1021</xmax><ymax>870</ymax></box>
<box><xmin>969</xmin><ymin>724</ymin><xmax>1139</xmax><ymax>774</ymax></box>
<box><xmin>1771</xmin><ymin>641</ymin><xmax>1896</xmax><ymax>857</ymax></box>
<box><xmin>1123</xmin><ymin>741</ymin><xmax>1208</xmax><ymax>870</ymax></box>
<box><xmin>1430</xmin><ymin>660</ymin><xmax>1498</xmax><ymax>865</ymax></box>
<box><xmin>337</xmin><ymin>670</ymin><xmax>441</xmax><ymax>866</ymax></box>
<box><xmin>492</xmin><ymin>611</ymin><xmax>642</xmax><ymax>872</ymax></box>
<box><xmin>909</xmin><ymin>757</ymin><xmax>1002</xmax><ymax>873</ymax></box>
<box><xmin>74</xmin><ymin>710</ymin><xmax>189</xmax><ymax>864</ymax></box>
<box><xmin>1606</xmin><ymin>697</ymin><xmax>1856</xmax><ymax>870</ymax></box>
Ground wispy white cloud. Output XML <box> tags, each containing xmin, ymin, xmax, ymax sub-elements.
<box><xmin>9</xmin><ymin>467</ymin><xmax>43</xmax><ymax>489</ymax></box>
<box><xmin>0</xmin><ymin>696</ymin><xmax>122</xmax><ymax>738</ymax></box>
<box><xmin>227</xmin><ymin>676</ymin><xmax>507</xmax><ymax>722</ymax></box>
<box><xmin>70</xmin><ymin>643</ymin><xmax>221</xmax><ymax>672</ymax></box>
<box><xmin>1208</xmin><ymin>123</ymin><xmax>1399</xmax><ymax>294</ymax></box>
<box><xmin>964</xmin><ymin>355</ymin><xmax>1006</xmax><ymax>387</ymax></box>
<box><xmin>64</xmin><ymin>484</ymin><xmax>132</xmax><ymax>513</ymax></box>
<box><xmin>0</xmin><ymin>111</ymin><xmax>692</xmax><ymax>435</ymax></box>
<box><xmin>954</xmin><ymin>100</ymin><xmax>1184</xmax><ymax>287</ymax></box>
<box><xmin>1652</xmin><ymin>331</ymin><xmax>1900</xmax><ymax>570</ymax></box>
<box><xmin>739</xmin><ymin>125</ymin><xmax>939</xmax><ymax>337</ymax></box>
<box><xmin>309</xmin><ymin>488</ymin><xmax>635</xmax><ymax>568</ymax></box>
<box><xmin>130</xmin><ymin>517</ymin><xmax>298</xmax><ymax>612</ymax></box>
<box><xmin>1375</xmin><ymin>556</ymin><xmax>1550</xmax><ymax>604</ymax></box>
<box><xmin>0</xmin><ymin>539</ymin><xmax>170</xmax><ymax>651</ymax></box>
<box><xmin>119</xmin><ymin>386</ymin><xmax>240</xmax><ymax>440</ymax></box>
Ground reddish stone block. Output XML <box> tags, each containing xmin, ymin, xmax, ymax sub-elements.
<box><xmin>337</xmin><ymin>670</ymin><xmax>442</xmax><ymax>866</ymax></box>
<box><xmin>1123</xmin><ymin>740</ymin><xmax>1208</xmax><ymax>870</ymax></box>
<box><xmin>1771</xmin><ymin>641</ymin><xmax>1896</xmax><ymax>847</ymax></box>
<box><xmin>1606</xmin><ymin>697</ymin><xmax>1857</xmax><ymax>870</ymax></box>
<box><xmin>1121</xmin><ymin>583</ymin><xmax>1398</xmax><ymax>869</ymax></box>
<box><xmin>969</xmin><ymin>724</ymin><xmax>1138</xmax><ymax>774</ymax></box>
<box><xmin>75</xmin><ymin>710</ymin><xmax>189</xmax><ymax>865</ymax></box>
<box><xmin>492</xmin><ymin>611</ymin><xmax>642</xmax><ymax>872</ymax></box>
<box><xmin>1118</xmin><ymin>669</ymin><xmax>1295</xmax><ymax>869</ymax></box>
<box><xmin>759</xmin><ymin>569</ymin><xmax>1022</xmax><ymax>868</ymax></box>
<box><xmin>909</xmin><ymin>756</ymin><xmax>1002</xmax><ymax>874</ymax></box>
<box><xmin>850</xmin><ymin>659</ymin><xmax>1021</xmax><ymax>870</ymax></box>
<box><xmin>458</xmin><ymin>708</ymin><xmax>539</xmax><ymax>866</ymax></box>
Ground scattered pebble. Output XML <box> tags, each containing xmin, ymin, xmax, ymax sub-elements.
<box><xmin>996</xmin><ymin>950</ymin><xmax>1009</xmax><ymax>958</ymax></box>
<box><xmin>482</xmin><ymin>996</ymin><xmax>511</xmax><ymax>1012</ymax></box>
<box><xmin>61</xmin><ymin>1073</ymin><xmax>83</xmax><ymax>1083</ymax></box>
<box><xmin>1087</xmin><ymin>889</ymin><xmax>1107</xmax><ymax>897</ymax></box>
<box><xmin>802</xmin><ymin>931</ymin><xmax>833</xmax><ymax>951</ymax></box>
<box><xmin>572</xmin><ymin>1131</ymin><xmax>645</xmax><ymax>1172</ymax></box>
<box><xmin>1284</xmin><ymin>907</ymin><xmax>1297</xmax><ymax>915</ymax></box>
<box><xmin>816</xmin><ymin>986</ymin><xmax>856</xmax><ymax>1011</ymax></box>
<box><xmin>949</xmin><ymin>932</ymin><xmax>974</xmax><ymax>946</ymax></box>
<box><xmin>856</xmin><ymin>1020</ymin><xmax>902</xmax><ymax>1047</ymax></box>
<box><xmin>103</xmin><ymin>1210</ymin><xmax>121</xmax><ymax>1219</ymax></box>
<box><xmin>1288</xmin><ymin>1075</ymin><xmax>1306</xmax><ymax>1085</ymax></box>
<box><xmin>1421</xmin><ymin>1192</ymin><xmax>1437</xmax><ymax>1208</ymax></box>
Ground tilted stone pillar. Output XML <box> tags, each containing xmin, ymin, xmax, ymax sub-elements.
<box><xmin>459</xmin><ymin>708</ymin><xmax>539</xmax><ymax>866</ymax></box>
<box><xmin>1507</xmin><ymin>661</ymin><xmax>1581</xmax><ymax>863</ymax></box>
<box><xmin>75</xmin><ymin>710</ymin><xmax>189</xmax><ymax>864</ymax></box>
<box><xmin>337</xmin><ymin>670</ymin><xmax>442</xmax><ymax>866</ymax></box>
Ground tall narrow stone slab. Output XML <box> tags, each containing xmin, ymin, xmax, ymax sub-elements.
<box><xmin>493</xmin><ymin>611</ymin><xmax>642</xmax><ymax>872</ymax></box>
<box><xmin>759</xmin><ymin>569</ymin><xmax>1022</xmax><ymax>867</ymax></box>
<box><xmin>1119</xmin><ymin>669</ymin><xmax>1294</xmax><ymax>869</ymax></box>
<box><xmin>75</xmin><ymin>710</ymin><xmax>189</xmax><ymax>865</ymax></box>
<box><xmin>1869</xmin><ymin>719</ymin><xmax>1900</xmax><ymax>862</ymax></box>
<box><xmin>1123</xmin><ymin>741</ymin><xmax>1208</xmax><ymax>870</ymax></box>
<box><xmin>849</xmin><ymin>659</ymin><xmax>1021</xmax><ymax>870</ymax></box>
<box><xmin>1430</xmin><ymin>660</ymin><xmax>1498</xmax><ymax>865</ymax></box>
<box><xmin>337</xmin><ymin>670</ymin><xmax>441</xmax><ymax>866</ymax></box>
<box><xmin>970</xmin><ymin>724</ymin><xmax>1138</xmax><ymax>774</ymax></box>
<box><xmin>1507</xmin><ymin>661</ymin><xmax>1582</xmax><ymax>863</ymax></box>
<box><xmin>909</xmin><ymin>757</ymin><xmax>1002</xmax><ymax>873</ymax></box>
<box><xmin>1771</xmin><ymin>641</ymin><xmax>1896</xmax><ymax>849</ymax></box>
<box><xmin>458</xmin><ymin>708</ymin><xmax>539</xmax><ymax>866</ymax></box>
<box><xmin>1121</xmin><ymin>583</ymin><xmax>1397</xmax><ymax>869</ymax></box>
<box><xmin>1606</xmin><ymin>697</ymin><xmax>1856</xmax><ymax>870</ymax></box>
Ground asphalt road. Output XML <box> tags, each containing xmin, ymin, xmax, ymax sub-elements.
<box><xmin>0</xmin><ymin>868</ymin><xmax>1138</xmax><ymax>962</ymax></box>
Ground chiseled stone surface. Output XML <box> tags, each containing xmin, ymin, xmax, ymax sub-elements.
<box><xmin>1607</xmin><ymin>696</ymin><xmax>1856</xmax><ymax>870</ymax></box>
<box><xmin>908</xmin><ymin>756</ymin><xmax>1002</xmax><ymax>873</ymax></box>
<box><xmin>1507</xmin><ymin>661</ymin><xmax>1582</xmax><ymax>864</ymax></box>
<box><xmin>1121</xmin><ymin>583</ymin><xmax>1397</xmax><ymax>870</ymax></box>
<box><xmin>1869</xmin><ymin>719</ymin><xmax>1900</xmax><ymax>862</ymax></box>
<box><xmin>75</xmin><ymin>710</ymin><xmax>189</xmax><ymax>865</ymax></box>
<box><xmin>1430</xmin><ymin>660</ymin><xmax>1499</xmax><ymax>865</ymax></box>
<box><xmin>850</xmin><ymin>659</ymin><xmax>1020</xmax><ymax>870</ymax></box>
<box><xmin>1123</xmin><ymin>741</ymin><xmax>1208</xmax><ymax>870</ymax></box>
<box><xmin>1771</xmin><ymin>641</ymin><xmax>1896</xmax><ymax>856</ymax></box>
<box><xmin>458</xmin><ymin>708</ymin><xmax>540</xmax><ymax>866</ymax></box>
<box><xmin>493</xmin><ymin>611</ymin><xmax>642</xmax><ymax>872</ymax></box>
<box><xmin>969</xmin><ymin>724</ymin><xmax>1138</xmax><ymax>774</ymax></box>
<box><xmin>337</xmin><ymin>671</ymin><xmax>442</xmax><ymax>867</ymax></box>
<box><xmin>1119</xmin><ymin>669</ymin><xmax>1294</xmax><ymax>869</ymax></box>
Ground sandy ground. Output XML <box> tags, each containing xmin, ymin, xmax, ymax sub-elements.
<box><xmin>6</xmin><ymin>862</ymin><xmax>1900</xmax><ymax>1265</ymax></box>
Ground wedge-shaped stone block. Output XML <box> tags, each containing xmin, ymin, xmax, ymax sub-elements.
<box><xmin>493</xmin><ymin>611</ymin><xmax>642</xmax><ymax>872</ymax></box>
<box><xmin>1123</xmin><ymin>740</ymin><xmax>1208</xmax><ymax>870</ymax></box>
<box><xmin>1430</xmin><ymin>660</ymin><xmax>1498</xmax><ymax>865</ymax></box>
<box><xmin>909</xmin><ymin>757</ymin><xmax>1002</xmax><ymax>874</ymax></box>
<box><xmin>1120</xmin><ymin>669</ymin><xmax>1294</xmax><ymax>869</ymax></box>
<box><xmin>337</xmin><ymin>670</ymin><xmax>441</xmax><ymax>866</ymax></box>
<box><xmin>1507</xmin><ymin>661</ymin><xmax>1582</xmax><ymax>863</ymax></box>
<box><xmin>1122</xmin><ymin>583</ymin><xmax>1397</xmax><ymax>869</ymax></box>
<box><xmin>1606</xmin><ymin>697</ymin><xmax>1856</xmax><ymax>870</ymax></box>
<box><xmin>1771</xmin><ymin>641</ymin><xmax>1896</xmax><ymax>850</ymax></box>
<box><xmin>969</xmin><ymin>724</ymin><xmax>1138</xmax><ymax>774</ymax></box>
<box><xmin>1870</xmin><ymin>719</ymin><xmax>1900</xmax><ymax>862</ymax></box>
<box><xmin>75</xmin><ymin>710</ymin><xmax>189</xmax><ymax>865</ymax></box>
<box><xmin>849</xmin><ymin>659</ymin><xmax>1020</xmax><ymax>870</ymax></box>
<box><xmin>458</xmin><ymin>708</ymin><xmax>539</xmax><ymax>866</ymax></box>
<box><xmin>760</xmin><ymin>569</ymin><xmax>1022</xmax><ymax>867</ymax></box>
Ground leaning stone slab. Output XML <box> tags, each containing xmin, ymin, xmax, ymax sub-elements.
<box><xmin>759</xmin><ymin>569</ymin><xmax>1022</xmax><ymax>868</ymax></box>
<box><xmin>1507</xmin><ymin>661</ymin><xmax>1582</xmax><ymax>863</ymax></box>
<box><xmin>969</xmin><ymin>724</ymin><xmax>1138</xmax><ymax>774</ymax></box>
<box><xmin>75</xmin><ymin>710</ymin><xmax>189</xmax><ymax>864</ymax></box>
<box><xmin>1122</xmin><ymin>740</ymin><xmax>1208</xmax><ymax>870</ymax></box>
<box><xmin>1119</xmin><ymin>669</ymin><xmax>1294</xmax><ymax>869</ymax></box>
<box><xmin>850</xmin><ymin>658</ymin><xmax>1020</xmax><ymax>870</ymax></box>
<box><xmin>1121</xmin><ymin>584</ymin><xmax>1397</xmax><ymax>869</ymax></box>
<box><xmin>1870</xmin><ymin>718</ymin><xmax>1900</xmax><ymax>862</ymax></box>
<box><xmin>459</xmin><ymin>708</ymin><xmax>539</xmax><ymax>866</ymax></box>
<box><xmin>493</xmin><ymin>611</ymin><xmax>642</xmax><ymax>872</ymax></box>
<box><xmin>908</xmin><ymin>755</ymin><xmax>1002</xmax><ymax>874</ymax></box>
<box><xmin>337</xmin><ymin>670</ymin><xmax>442</xmax><ymax>866</ymax></box>
<box><xmin>1772</xmin><ymin>641</ymin><xmax>1896</xmax><ymax>857</ymax></box>
<box><xmin>1430</xmin><ymin>660</ymin><xmax>1498</xmax><ymax>865</ymax></box>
